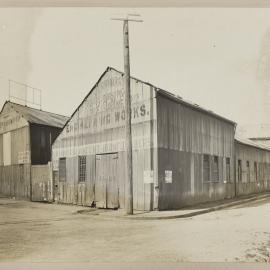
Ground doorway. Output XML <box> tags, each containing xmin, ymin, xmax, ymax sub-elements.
<box><xmin>95</xmin><ymin>153</ymin><xmax>119</xmax><ymax>209</ymax></box>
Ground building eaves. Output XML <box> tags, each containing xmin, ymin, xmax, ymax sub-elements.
<box><xmin>235</xmin><ymin>134</ymin><xmax>270</xmax><ymax>152</ymax></box>
<box><xmin>109</xmin><ymin>66</ymin><xmax>236</xmax><ymax>126</ymax></box>
<box><xmin>1</xmin><ymin>101</ymin><xmax>69</xmax><ymax>129</ymax></box>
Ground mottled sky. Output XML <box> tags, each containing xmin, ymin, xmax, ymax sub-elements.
<box><xmin>1</xmin><ymin>8</ymin><xmax>270</xmax><ymax>132</ymax></box>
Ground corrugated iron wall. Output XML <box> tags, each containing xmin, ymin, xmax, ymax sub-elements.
<box><xmin>11</xmin><ymin>126</ymin><xmax>30</xmax><ymax>165</ymax></box>
<box><xmin>52</xmin><ymin>69</ymin><xmax>157</xmax><ymax>210</ymax></box>
<box><xmin>0</xmin><ymin>124</ymin><xmax>31</xmax><ymax>200</ymax></box>
<box><xmin>156</xmin><ymin>94</ymin><xmax>235</xmax><ymax>209</ymax></box>
<box><xmin>0</xmin><ymin>134</ymin><xmax>3</xmax><ymax>166</ymax></box>
<box><xmin>235</xmin><ymin>142</ymin><xmax>270</xmax><ymax>196</ymax></box>
<box><xmin>31</xmin><ymin>164</ymin><xmax>53</xmax><ymax>202</ymax></box>
<box><xmin>30</xmin><ymin>125</ymin><xmax>61</xmax><ymax>165</ymax></box>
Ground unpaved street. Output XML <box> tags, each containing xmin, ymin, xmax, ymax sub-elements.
<box><xmin>1</xmin><ymin>197</ymin><xmax>270</xmax><ymax>262</ymax></box>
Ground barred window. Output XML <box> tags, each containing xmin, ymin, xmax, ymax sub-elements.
<box><xmin>78</xmin><ymin>156</ymin><xmax>86</xmax><ymax>182</ymax></box>
<box><xmin>226</xmin><ymin>157</ymin><xmax>230</xmax><ymax>182</ymax></box>
<box><xmin>59</xmin><ymin>158</ymin><xmax>66</xmax><ymax>182</ymax></box>
<box><xmin>212</xmin><ymin>156</ymin><xmax>219</xmax><ymax>182</ymax></box>
<box><xmin>203</xmin><ymin>154</ymin><xmax>210</xmax><ymax>182</ymax></box>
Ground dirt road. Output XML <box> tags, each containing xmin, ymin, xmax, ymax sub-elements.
<box><xmin>1</xmin><ymin>196</ymin><xmax>270</xmax><ymax>262</ymax></box>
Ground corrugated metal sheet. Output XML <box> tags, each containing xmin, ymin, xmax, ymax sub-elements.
<box><xmin>0</xmin><ymin>164</ymin><xmax>31</xmax><ymax>199</ymax></box>
<box><xmin>11</xmin><ymin>126</ymin><xmax>30</xmax><ymax>165</ymax></box>
<box><xmin>235</xmin><ymin>134</ymin><xmax>270</xmax><ymax>151</ymax></box>
<box><xmin>1</xmin><ymin>101</ymin><xmax>68</xmax><ymax>128</ymax></box>
<box><xmin>235</xmin><ymin>140</ymin><xmax>270</xmax><ymax>196</ymax></box>
<box><xmin>156</xmin><ymin>94</ymin><xmax>235</xmax><ymax>209</ymax></box>
<box><xmin>155</xmin><ymin>88</ymin><xmax>235</xmax><ymax>126</ymax></box>
<box><xmin>0</xmin><ymin>134</ymin><xmax>3</xmax><ymax>166</ymax></box>
<box><xmin>157</xmin><ymin>94</ymin><xmax>235</xmax><ymax>156</ymax></box>
<box><xmin>3</xmin><ymin>132</ymin><xmax>11</xmax><ymax>166</ymax></box>
<box><xmin>31</xmin><ymin>164</ymin><xmax>53</xmax><ymax>202</ymax></box>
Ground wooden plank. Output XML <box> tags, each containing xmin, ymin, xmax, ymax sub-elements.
<box><xmin>95</xmin><ymin>155</ymin><xmax>106</xmax><ymax>208</ymax></box>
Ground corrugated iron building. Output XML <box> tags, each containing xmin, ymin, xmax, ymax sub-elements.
<box><xmin>157</xmin><ymin>91</ymin><xmax>236</xmax><ymax>209</ymax></box>
<box><xmin>235</xmin><ymin>135</ymin><xmax>270</xmax><ymax>196</ymax></box>
<box><xmin>0</xmin><ymin>101</ymin><xmax>68</xmax><ymax>201</ymax></box>
<box><xmin>52</xmin><ymin>67</ymin><xmax>237</xmax><ymax>210</ymax></box>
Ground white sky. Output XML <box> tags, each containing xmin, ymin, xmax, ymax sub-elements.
<box><xmin>1</xmin><ymin>8</ymin><xmax>270</xmax><ymax>129</ymax></box>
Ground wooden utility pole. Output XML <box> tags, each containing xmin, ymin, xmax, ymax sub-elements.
<box><xmin>111</xmin><ymin>14</ymin><xmax>143</xmax><ymax>215</ymax></box>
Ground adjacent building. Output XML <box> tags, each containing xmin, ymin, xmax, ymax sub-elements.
<box><xmin>0</xmin><ymin>101</ymin><xmax>68</xmax><ymax>201</ymax></box>
<box><xmin>235</xmin><ymin>135</ymin><xmax>270</xmax><ymax>196</ymax></box>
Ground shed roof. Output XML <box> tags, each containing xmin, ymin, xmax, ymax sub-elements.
<box><xmin>235</xmin><ymin>134</ymin><xmax>270</xmax><ymax>151</ymax></box>
<box><xmin>1</xmin><ymin>101</ymin><xmax>69</xmax><ymax>128</ymax></box>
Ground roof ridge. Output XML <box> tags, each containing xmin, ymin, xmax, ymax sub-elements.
<box><xmin>7</xmin><ymin>101</ymin><xmax>69</xmax><ymax>118</ymax></box>
<box><xmin>107</xmin><ymin>67</ymin><xmax>235</xmax><ymax>125</ymax></box>
<box><xmin>235</xmin><ymin>134</ymin><xmax>270</xmax><ymax>151</ymax></box>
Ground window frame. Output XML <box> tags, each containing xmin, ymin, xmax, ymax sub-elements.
<box><xmin>212</xmin><ymin>156</ymin><xmax>219</xmax><ymax>183</ymax></box>
<box><xmin>226</xmin><ymin>157</ymin><xmax>230</xmax><ymax>182</ymax></box>
<box><xmin>203</xmin><ymin>154</ymin><xmax>210</xmax><ymax>182</ymax></box>
<box><xmin>78</xmin><ymin>155</ymin><xmax>87</xmax><ymax>183</ymax></box>
<box><xmin>59</xmin><ymin>157</ymin><xmax>67</xmax><ymax>182</ymax></box>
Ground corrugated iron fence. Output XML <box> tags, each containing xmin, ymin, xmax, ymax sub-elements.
<box><xmin>0</xmin><ymin>164</ymin><xmax>31</xmax><ymax>199</ymax></box>
<box><xmin>0</xmin><ymin>163</ymin><xmax>52</xmax><ymax>202</ymax></box>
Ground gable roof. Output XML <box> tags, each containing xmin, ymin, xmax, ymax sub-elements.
<box><xmin>109</xmin><ymin>67</ymin><xmax>236</xmax><ymax>125</ymax></box>
<box><xmin>60</xmin><ymin>66</ymin><xmax>236</xmax><ymax>133</ymax></box>
<box><xmin>1</xmin><ymin>101</ymin><xmax>69</xmax><ymax>128</ymax></box>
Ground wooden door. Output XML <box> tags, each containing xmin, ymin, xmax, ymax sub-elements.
<box><xmin>95</xmin><ymin>153</ymin><xmax>119</xmax><ymax>209</ymax></box>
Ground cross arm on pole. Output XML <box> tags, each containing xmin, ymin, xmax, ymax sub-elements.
<box><xmin>111</xmin><ymin>18</ymin><xmax>143</xmax><ymax>22</ymax></box>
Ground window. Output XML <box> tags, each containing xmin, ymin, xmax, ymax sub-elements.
<box><xmin>212</xmin><ymin>156</ymin><xmax>219</xmax><ymax>182</ymax></box>
<box><xmin>203</xmin><ymin>154</ymin><xmax>210</xmax><ymax>182</ymax></box>
<box><xmin>246</xmin><ymin>161</ymin><xmax>250</xmax><ymax>182</ymax></box>
<box><xmin>238</xmin><ymin>160</ymin><xmax>242</xmax><ymax>182</ymax></box>
<box><xmin>59</xmin><ymin>158</ymin><xmax>66</xmax><ymax>182</ymax></box>
<box><xmin>226</xmin><ymin>157</ymin><xmax>230</xmax><ymax>182</ymax></box>
<box><xmin>254</xmin><ymin>162</ymin><xmax>258</xmax><ymax>181</ymax></box>
<box><xmin>78</xmin><ymin>156</ymin><xmax>86</xmax><ymax>182</ymax></box>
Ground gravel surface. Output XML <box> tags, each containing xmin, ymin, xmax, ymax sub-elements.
<box><xmin>1</xmin><ymin>197</ymin><xmax>270</xmax><ymax>262</ymax></box>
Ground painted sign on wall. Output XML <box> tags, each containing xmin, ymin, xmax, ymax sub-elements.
<box><xmin>52</xmin><ymin>68</ymin><xmax>156</xmax><ymax>168</ymax></box>
<box><xmin>144</xmin><ymin>170</ymin><xmax>154</xmax><ymax>184</ymax></box>
<box><xmin>63</xmin><ymin>70</ymin><xmax>153</xmax><ymax>137</ymax></box>
<box><xmin>18</xmin><ymin>151</ymin><xmax>30</xmax><ymax>164</ymax></box>
<box><xmin>165</xmin><ymin>170</ymin><xmax>173</xmax><ymax>183</ymax></box>
<box><xmin>0</xmin><ymin>110</ymin><xmax>28</xmax><ymax>134</ymax></box>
